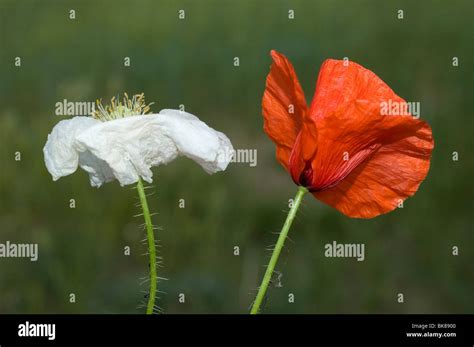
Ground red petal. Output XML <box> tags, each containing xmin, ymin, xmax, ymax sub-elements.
<box><xmin>307</xmin><ymin>59</ymin><xmax>434</xmax><ymax>218</ymax></box>
<box><xmin>262</xmin><ymin>50</ymin><xmax>308</xmax><ymax>170</ymax></box>
<box><xmin>309</xmin><ymin>59</ymin><xmax>398</xmax><ymax>122</ymax></box>
<box><xmin>314</xmin><ymin>118</ymin><xmax>433</xmax><ymax>218</ymax></box>
<box><xmin>289</xmin><ymin>58</ymin><xmax>416</xmax><ymax>189</ymax></box>
<box><xmin>288</xmin><ymin>120</ymin><xmax>318</xmax><ymax>185</ymax></box>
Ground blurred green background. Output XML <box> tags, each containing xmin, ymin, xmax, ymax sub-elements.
<box><xmin>0</xmin><ymin>0</ymin><xmax>472</xmax><ymax>314</ymax></box>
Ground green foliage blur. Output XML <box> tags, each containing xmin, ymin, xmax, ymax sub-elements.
<box><xmin>0</xmin><ymin>0</ymin><xmax>472</xmax><ymax>313</ymax></box>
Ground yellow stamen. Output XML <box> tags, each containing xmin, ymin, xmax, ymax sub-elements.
<box><xmin>91</xmin><ymin>92</ymin><xmax>154</xmax><ymax>121</ymax></box>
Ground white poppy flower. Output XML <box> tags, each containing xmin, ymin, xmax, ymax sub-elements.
<box><xmin>43</xmin><ymin>94</ymin><xmax>234</xmax><ymax>187</ymax></box>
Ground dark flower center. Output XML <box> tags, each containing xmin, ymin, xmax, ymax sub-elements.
<box><xmin>299</xmin><ymin>161</ymin><xmax>313</xmax><ymax>188</ymax></box>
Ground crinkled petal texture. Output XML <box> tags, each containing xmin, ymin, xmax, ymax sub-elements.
<box><xmin>44</xmin><ymin>109</ymin><xmax>234</xmax><ymax>187</ymax></box>
<box><xmin>262</xmin><ymin>50</ymin><xmax>315</xmax><ymax>171</ymax></box>
<box><xmin>263</xmin><ymin>50</ymin><xmax>434</xmax><ymax>219</ymax></box>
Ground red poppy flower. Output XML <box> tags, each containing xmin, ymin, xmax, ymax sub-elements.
<box><xmin>262</xmin><ymin>50</ymin><xmax>434</xmax><ymax>218</ymax></box>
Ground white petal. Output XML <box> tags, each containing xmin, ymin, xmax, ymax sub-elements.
<box><xmin>77</xmin><ymin>150</ymin><xmax>115</xmax><ymax>188</ymax></box>
<box><xmin>43</xmin><ymin>116</ymin><xmax>100</xmax><ymax>181</ymax></box>
<box><xmin>158</xmin><ymin>109</ymin><xmax>234</xmax><ymax>173</ymax></box>
<box><xmin>74</xmin><ymin>115</ymin><xmax>177</xmax><ymax>186</ymax></box>
<box><xmin>73</xmin><ymin>110</ymin><xmax>233</xmax><ymax>186</ymax></box>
